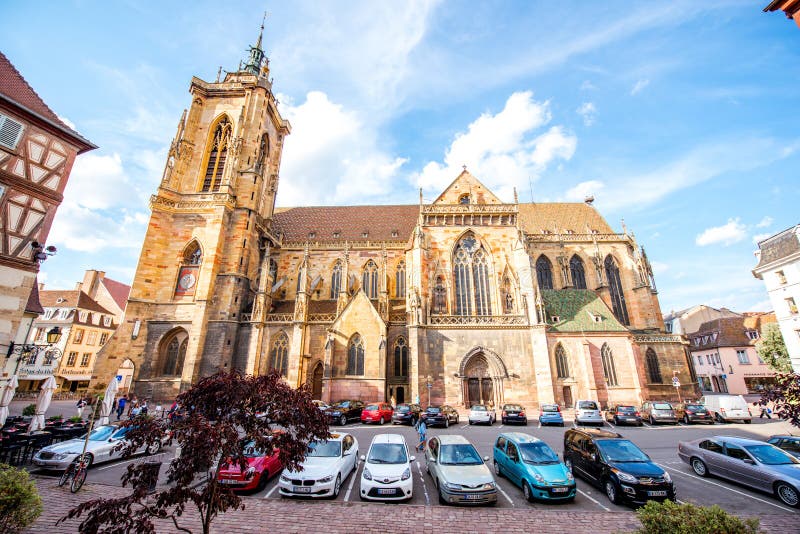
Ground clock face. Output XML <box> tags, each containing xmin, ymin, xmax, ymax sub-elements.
<box><xmin>178</xmin><ymin>272</ymin><xmax>196</xmax><ymax>290</ymax></box>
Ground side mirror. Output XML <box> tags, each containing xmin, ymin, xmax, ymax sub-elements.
<box><xmin>483</xmin><ymin>456</ymin><xmax>490</xmax><ymax>462</ymax></box>
<box><xmin>590</xmin><ymin>454</ymin><xmax>597</xmax><ymax>462</ymax></box>
<box><xmin>360</xmin><ymin>455</ymin><xmax>366</xmax><ymax>461</ymax></box>
<box><xmin>410</xmin><ymin>455</ymin><xmax>416</xmax><ymax>462</ymax></box>
<box><xmin>743</xmin><ymin>458</ymin><xmax>755</xmax><ymax>465</ymax></box>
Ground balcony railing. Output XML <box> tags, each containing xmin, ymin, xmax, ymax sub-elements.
<box><xmin>264</xmin><ymin>313</ymin><xmax>294</xmax><ymax>323</ymax></box>
<box><xmin>428</xmin><ymin>314</ymin><xmax>528</xmax><ymax>326</ymax></box>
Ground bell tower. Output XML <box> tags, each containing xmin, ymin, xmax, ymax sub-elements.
<box><xmin>90</xmin><ymin>24</ymin><xmax>291</xmax><ymax>400</ymax></box>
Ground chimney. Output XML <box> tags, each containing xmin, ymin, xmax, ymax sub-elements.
<box><xmin>38</xmin><ymin>282</ymin><xmax>45</xmax><ymax>291</ymax></box>
<box><xmin>81</xmin><ymin>269</ymin><xmax>105</xmax><ymax>298</ymax></box>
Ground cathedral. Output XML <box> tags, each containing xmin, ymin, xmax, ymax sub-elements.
<box><xmin>91</xmin><ymin>28</ymin><xmax>697</xmax><ymax>409</ymax></box>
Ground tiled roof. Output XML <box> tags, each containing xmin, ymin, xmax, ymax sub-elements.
<box><xmin>754</xmin><ymin>225</ymin><xmax>800</xmax><ymax>271</ymax></box>
<box><xmin>272</xmin><ymin>205</ymin><xmax>419</xmax><ymax>242</ymax></box>
<box><xmin>101</xmin><ymin>277</ymin><xmax>131</xmax><ymax>311</ymax></box>
<box><xmin>542</xmin><ymin>289</ymin><xmax>628</xmax><ymax>333</ymax></box>
<box><xmin>692</xmin><ymin>314</ymin><xmax>776</xmax><ymax>348</ymax></box>
<box><xmin>39</xmin><ymin>289</ymin><xmax>113</xmax><ymax>316</ymax></box>
<box><xmin>309</xmin><ymin>300</ymin><xmax>337</xmax><ymax>314</ymax></box>
<box><xmin>24</xmin><ymin>281</ymin><xmax>44</xmax><ymax>315</ymax></box>
<box><xmin>518</xmin><ymin>203</ymin><xmax>614</xmax><ymax>235</ymax></box>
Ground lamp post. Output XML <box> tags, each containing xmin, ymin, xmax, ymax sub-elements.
<box><xmin>6</xmin><ymin>326</ymin><xmax>64</xmax><ymax>376</ymax></box>
<box><xmin>425</xmin><ymin>375</ymin><xmax>433</xmax><ymax>408</ymax></box>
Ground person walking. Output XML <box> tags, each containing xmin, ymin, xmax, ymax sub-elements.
<box><xmin>755</xmin><ymin>401</ymin><xmax>772</xmax><ymax>419</ymax></box>
<box><xmin>116</xmin><ymin>395</ymin><xmax>127</xmax><ymax>420</ymax></box>
<box><xmin>76</xmin><ymin>397</ymin><xmax>87</xmax><ymax>418</ymax></box>
<box><xmin>416</xmin><ymin>417</ymin><xmax>427</xmax><ymax>452</ymax></box>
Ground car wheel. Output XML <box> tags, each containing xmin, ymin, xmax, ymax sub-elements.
<box><xmin>494</xmin><ymin>460</ymin><xmax>503</xmax><ymax>478</ymax></box>
<box><xmin>775</xmin><ymin>482</ymin><xmax>800</xmax><ymax>507</ymax></box>
<box><xmin>613</xmin><ymin>417</ymin><xmax>619</xmax><ymax>425</ymax></box>
<box><xmin>445</xmin><ymin>418</ymin><xmax>450</xmax><ymax>428</ymax></box>
<box><xmin>649</xmin><ymin>416</ymin><xmax>656</xmax><ymax>425</ymax></box>
<box><xmin>523</xmin><ymin>480</ymin><xmax>535</xmax><ymax>502</ymax></box>
<box><xmin>256</xmin><ymin>472</ymin><xmax>269</xmax><ymax>492</ymax></box>
<box><xmin>332</xmin><ymin>474</ymin><xmax>342</xmax><ymax>498</ymax></box>
<box><xmin>146</xmin><ymin>441</ymin><xmax>162</xmax><ymax>455</ymax></box>
<box><xmin>340</xmin><ymin>415</ymin><xmax>347</xmax><ymax>426</ymax></box>
<box><xmin>605</xmin><ymin>479</ymin><xmax>621</xmax><ymax>504</ymax></box>
<box><xmin>691</xmin><ymin>457</ymin><xmax>708</xmax><ymax>477</ymax></box>
<box><xmin>559</xmin><ymin>422</ymin><xmax>565</xmax><ymax>427</ymax></box>
<box><xmin>743</xmin><ymin>420</ymin><xmax>751</xmax><ymax>425</ymax></box>
<box><xmin>437</xmin><ymin>480</ymin><xmax>447</xmax><ymax>505</ymax></box>
<box><xmin>564</xmin><ymin>458</ymin><xmax>573</xmax><ymax>474</ymax></box>
<box><xmin>683</xmin><ymin>415</ymin><xmax>690</xmax><ymax>425</ymax></box>
<box><xmin>455</xmin><ymin>415</ymin><xmax>459</xmax><ymax>423</ymax></box>
<box><xmin>379</xmin><ymin>417</ymin><xmax>385</xmax><ymax>425</ymax></box>
<box><xmin>469</xmin><ymin>420</ymin><xmax>474</xmax><ymax>425</ymax></box>
<box><xmin>715</xmin><ymin>413</ymin><xmax>725</xmax><ymax>424</ymax></box>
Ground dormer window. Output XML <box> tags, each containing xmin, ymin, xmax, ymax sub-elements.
<box><xmin>333</xmin><ymin>231</ymin><xmax>341</xmax><ymax>239</ymax></box>
<box><xmin>362</xmin><ymin>230</ymin><xmax>369</xmax><ymax>238</ymax></box>
<box><xmin>103</xmin><ymin>316</ymin><xmax>112</xmax><ymax>327</ymax></box>
<box><xmin>565</xmin><ymin>229</ymin><xmax>575</xmax><ymax>234</ymax></box>
<box><xmin>391</xmin><ymin>230</ymin><xmax>399</xmax><ymax>238</ymax></box>
<box><xmin>588</xmin><ymin>311</ymin><xmax>603</xmax><ymax>323</ymax></box>
<box><xmin>550</xmin><ymin>315</ymin><xmax>561</xmax><ymax>323</ymax></box>
<box><xmin>458</xmin><ymin>194</ymin><xmax>470</xmax><ymax>205</ymax></box>
<box><xmin>308</xmin><ymin>231</ymin><xmax>316</xmax><ymax>239</ymax></box>
<box><xmin>79</xmin><ymin>310</ymin><xmax>88</xmax><ymax>322</ymax></box>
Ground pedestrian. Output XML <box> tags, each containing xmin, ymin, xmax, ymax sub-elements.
<box><xmin>130</xmin><ymin>404</ymin><xmax>141</xmax><ymax>419</ymax></box>
<box><xmin>140</xmin><ymin>399</ymin><xmax>148</xmax><ymax>416</ymax></box>
<box><xmin>76</xmin><ymin>398</ymin><xmax>87</xmax><ymax>418</ymax></box>
<box><xmin>112</xmin><ymin>397</ymin><xmax>118</xmax><ymax>414</ymax></box>
<box><xmin>416</xmin><ymin>417</ymin><xmax>427</xmax><ymax>452</ymax></box>
<box><xmin>127</xmin><ymin>396</ymin><xmax>138</xmax><ymax>418</ymax></box>
<box><xmin>116</xmin><ymin>395</ymin><xmax>127</xmax><ymax>420</ymax></box>
<box><xmin>755</xmin><ymin>402</ymin><xmax>772</xmax><ymax>419</ymax></box>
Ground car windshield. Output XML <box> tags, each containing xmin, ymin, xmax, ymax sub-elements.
<box><xmin>686</xmin><ymin>404</ymin><xmax>706</xmax><ymax>412</ymax></box>
<box><xmin>368</xmin><ymin>443</ymin><xmax>408</xmax><ymax>464</ymax></box>
<box><xmin>439</xmin><ymin>444</ymin><xmax>483</xmax><ymax>465</ymax></box>
<box><xmin>653</xmin><ymin>403</ymin><xmax>672</xmax><ymax>410</ymax></box>
<box><xmin>334</xmin><ymin>402</ymin><xmax>351</xmax><ymax>409</ymax></box>
<box><xmin>520</xmin><ymin>442</ymin><xmax>560</xmax><ymax>465</ymax></box>
<box><xmin>242</xmin><ymin>440</ymin><xmax>267</xmax><ymax>458</ymax></box>
<box><xmin>427</xmin><ymin>407</ymin><xmax>441</xmax><ymax>414</ymax></box>
<box><xmin>615</xmin><ymin>406</ymin><xmax>636</xmax><ymax>414</ymax></box>
<box><xmin>85</xmin><ymin>426</ymin><xmax>115</xmax><ymax>441</ymax></box>
<box><xmin>397</xmin><ymin>405</ymin><xmax>411</xmax><ymax>413</ymax></box>
<box><xmin>365</xmin><ymin>404</ymin><xmax>379</xmax><ymax>411</ymax></box>
<box><xmin>472</xmin><ymin>405</ymin><xmax>487</xmax><ymax>411</ymax></box>
<box><xmin>307</xmin><ymin>440</ymin><xmax>341</xmax><ymax>458</ymax></box>
<box><xmin>596</xmin><ymin>440</ymin><xmax>650</xmax><ymax>462</ymax></box>
<box><xmin>744</xmin><ymin>445</ymin><xmax>798</xmax><ymax>465</ymax></box>
<box><xmin>578</xmin><ymin>401</ymin><xmax>598</xmax><ymax>410</ymax></box>
<box><xmin>541</xmin><ymin>405</ymin><xmax>559</xmax><ymax>412</ymax></box>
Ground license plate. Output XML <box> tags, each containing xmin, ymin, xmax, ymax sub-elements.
<box><xmin>378</xmin><ymin>488</ymin><xmax>395</xmax><ymax>495</ymax></box>
<box><xmin>647</xmin><ymin>490</ymin><xmax>667</xmax><ymax>497</ymax></box>
<box><xmin>464</xmin><ymin>493</ymin><xmax>482</xmax><ymax>500</ymax></box>
<box><xmin>219</xmin><ymin>478</ymin><xmax>239</xmax><ymax>484</ymax></box>
<box><xmin>552</xmin><ymin>487</ymin><xmax>569</xmax><ymax>493</ymax></box>
<box><xmin>293</xmin><ymin>486</ymin><xmax>312</xmax><ymax>493</ymax></box>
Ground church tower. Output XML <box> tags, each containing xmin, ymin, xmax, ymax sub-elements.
<box><xmin>90</xmin><ymin>24</ymin><xmax>290</xmax><ymax>399</ymax></box>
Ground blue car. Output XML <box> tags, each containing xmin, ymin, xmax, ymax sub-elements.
<box><xmin>538</xmin><ymin>404</ymin><xmax>565</xmax><ymax>427</ymax></box>
<box><xmin>493</xmin><ymin>432</ymin><xmax>576</xmax><ymax>502</ymax></box>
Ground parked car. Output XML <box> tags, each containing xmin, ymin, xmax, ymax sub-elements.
<box><xmin>391</xmin><ymin>403</ymin><xmax>421</xmax><ymax>425</ymax></box>
<box><xmin>312</xmin><ymin>400</ymin><xmax>330</xmax><ymax>411</ymax></box>
<box><xmin>563</xmin><ymin>427</ymin><xmax>675</xmax><ymax>505</ymax></box>
<box><xmin>359</xmin><ymin>433</ymin><xmax>415</xmax><ymax>501</ymax></box>
<box><xmin>574</xmin><ymin>400</ymin><xmax>604</xmax><ymax>426</ymax></box>
<box><xmin>605</xmin><ymin>405</ymin><xmax>643</xmax><ymax>427</ymax></box>
<box><xmin>425</xmin><ymin>434</ymin><xmax>497</xmax><ymax>505</ymax></box>
<box><xmin>538</xmin><ymin>404</ymin><xmax>564</xmax><ymax>427</ymax></box>
<box><xmin>33</xmin><ymin>424</ymin><xmax>162</xmax><ymax>470</ymax></box>
<box><xmin>216</xmin><ymin>439</ymin><xmax>283</xmax><ymax>492</ymax></box>
<box><xmin>468</xmin><ymin>404</ymin><xmax>496</xmax><ymax>425</ymax></box>
<box><xmin>700</xmin><ymin>394</ymin><xmax>752</xmax><ymax>424</ymax></box>
<box><xmin>500</xmin><ymin>404</ymin><xmax>527</xmax><ymax>425</ymax></box>
<box><xmin>673</xmin><ymin>402</ymin><xmax>713</xmax><ymax>425</ymax></box>
<box><xmin>361</xmin><ymin>403</ymin><xmax>394</xmax><ymax>425</ymax></box>
<box><xmin>423</xmin><ymin>405</ymin><xmax>459</xmax><ymax>428</ymax></box>
<box><xmin>493</xmin><ymin>432</ymin><xmax>575</xmax><ymax>502</ymax></box>
<box><xmin>641</xmin><ymin>401</ymin><xmax>678</xmax><ymax>425</ymax></box>
<box><xmin>325</xmin><ymin>400</ymin><xmax>364</xmax><ymax>426</ymax></box>
<box><xmin>768</xmin><ymin>436</ymin><xmax>800</xmax><ymax>459</ymax></box>
<box><xmin>678</xmin><ymin>435</ymin><xmax>800</xmax><ymax>508</ymax></box>
<box><xmin>278</xmin><ymin>433</ymin><xmax>359</xmax><ymax>498</ymax></box>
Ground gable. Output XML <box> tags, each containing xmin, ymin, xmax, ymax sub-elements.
<box><xmin>542</xmin><ymin>289</ymin><xmax>627</xmax><ymax>333</ymax></box>
<box><xmin>433</xmin><ymin>170</ymin><xmax>503</xmax><ymax>205</ymax></box>
<box><xmin>330</xmin><ymin>289</ymin><xmax>385</xmax><ymax>335</ymax></box>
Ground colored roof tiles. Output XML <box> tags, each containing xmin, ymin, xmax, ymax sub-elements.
<box><xmin>272</xmin><ymin>205</ymin><xmax>419</xmax><ymax>242</ymax></box>
<box><xmin>541</xmin><ymin>289</ymin><xmax>628</xmax><ymax>333</ymax></box>
<box><xmin>517</xmin><ymin>203</ymin><xmax>614</xmax><ymax>235</ymax></box>
<box><xmin>693</xmin><ymin>314</ymin><xmax>776</xmax><ymax>348</ymax></box>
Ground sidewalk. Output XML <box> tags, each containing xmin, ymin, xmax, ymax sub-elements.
<box><xmin>27</xmin><ymin>477</ymin><xmax>799</xmax><ymax>534</ymax></box>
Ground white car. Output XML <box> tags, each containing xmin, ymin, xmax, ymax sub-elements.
<box><xmin>32</xmin><ymin>424</ymin><xmax>162</xmax><ymax>470</ymax></box>
<box><xmin>359</xmin><ymin>434</ymin><xmax>414</xmax><ymax>501</ymax></box>
<box><xmin>468</xmin><ymin>404</ymin><xmax>496</xmax><ymax>425</ymax></box>
<box><xmin>278</xmin><ymin>433</ymin><xmax>359</xmax><ymax>498</ymax></box>
<box><xmin>574</xmin><ymin>400</ymin><xmax>604</xmax><ymax>426</ymax></box>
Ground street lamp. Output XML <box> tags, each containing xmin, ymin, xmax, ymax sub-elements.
<box><xmin>425</xmin><ymin>375</ymin><xmax>433</xmax><ymax>408</ymax></box>
<box><xmin>6</xmin><ymin>326</ymin><xmax>64</xmax><ymax>375</ymax></box>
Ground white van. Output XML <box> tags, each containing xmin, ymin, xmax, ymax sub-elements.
<box><xmin>699</xmin><ymin>394</ymin><xmax>752</xmax><ymax>423</ymax></box>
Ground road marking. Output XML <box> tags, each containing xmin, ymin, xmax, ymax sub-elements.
<box><xmin>642</xmin><ymin>421</ymin><xmax>652</xmax><ymax>428</ymax></box>
<box><xmin>537</xmin><ymin>422</ymin><xmax>542</xmax><ymax>429</ymax></box>
<box><xmin>96</xmin><ymin>457</ymin><xmax>141</xmax><ymax>471</ymax></box>
<box><xmin>495</xmin><ymin>480</ymin><xmax>515</xmax><ymax>506</ymax></box>
<box><xmin>577</xmin><ymin>488</ymin><xmax>610</xmax><ymax>511</ymax></box>
<box><xmin>264</xmin><ymin>482</ymin><xmax>280</xmax><ymax>498</ymax></box>
<box><xmin>605</xmin><ymin>420</ymin><xmax>615</xmax><ymax>429</ymax></box>
<box><xmin>416</xmin><ymin>460</ymin><xmax>430</xmax><ymax>506</ymax></box>
<box><xmin>498</xmin><ymin>424</ymin><xmax>504</xmax><ymax>429</ymax></box>
<box><xmin>460</xmin><ymin>424</ymin><xmax>469</xmax><ymax>429</ymax></box>
<box><xmin>344</xmin><ymin>461</ymin><xmax>359</xmax><ymax>501</ymax></box>
<box><xmin>660</xmin><ymin>465</ymin><xmax>794</xmax><ymax>512</ymax></box>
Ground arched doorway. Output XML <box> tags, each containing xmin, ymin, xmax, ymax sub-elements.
<box><xmin>310</xmin><ymin>362</ymin><xmax>323</xmax><ymax>400</ymax></box>
<box><xmin>396</xmin><ymin>386</ymin><xmax>405</xmax><ymax>404</ymax></box>
<box><xmin>465</xmin><ymin>355</ymin><xmax>493</xmax><ymax>407</ymax></box>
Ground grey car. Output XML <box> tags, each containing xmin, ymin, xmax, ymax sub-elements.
<box><xmin>641</xmin><ymin>401</ymin><xmax>678</xmax><ymax>425</ymax></box>
<box><xmin>425</xmin><ymin>434</ymin><xmax>497</xmax><ymax>505</ymax></box>
<box><xmin>678</xmin><ymin>435</ymin><xmax>800</xmax><ymax>508</ymax></box>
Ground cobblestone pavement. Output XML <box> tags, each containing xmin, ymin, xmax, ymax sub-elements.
<box><xmin>27</xmin><ymin>478</ymin><xmax>800</xmax><ymax>534</ymax></box>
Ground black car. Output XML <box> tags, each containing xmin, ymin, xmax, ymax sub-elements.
<box><xmin>422</xmin><ymin>405</ymin><xmax>459</xmax><ymax>428</ymax></box>
<box><xmin>325</xmin><ymin>400</ymin><xmax>364</xmax><ymax>425</ymax></box>
<box><xmin>500</xmin><ymin>404</ymin><xmax>527</xmax><ymax>425</ymax></box>
<box><xmin>605</xmin><ymin>405</ymin><xmax>643</xmax><ymax>426</ymax></box>
<box><xmin>563</xmin><ymin>427</ymin><xmax>676</xmax><ymax>505</ymax></box>
<box><xmin>391</xmin><ymin>403</ymin><xmax>422</xmax><ymax>425</ymax></box>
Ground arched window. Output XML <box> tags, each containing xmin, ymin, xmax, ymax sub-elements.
<box><xmin>362</xmin><ymin>260</ymin><xmax>378</xmax><ymax>299</ymax></box>
<box><xmin>453</xmin><ymin>233</ymin><xmax>492</xmax><ymax>316</ymax></box>
<box><xmin>184</xmin><ymin>242</ymin><xmax>202</xmax><ymax>265</ymax></box>
<box><xmin>604</xmin><ymin>255</ymin><xmax>630</xmax><ymax>325</ymax></box>
<box><xmin>536</xmin><ymin>255</ymin><xmax>554</xmax><ymax>290</ymax></box>
<box><xmin>393</xmin><ymin>337</ymin><xmax>408</xmax><ymax>378</ymax></box>
<box><xmin>645</xmin><ymin>348</ymin><xmax>663</xmax><ymax>384</ymax></box>
<box><xmin>601</xmin><ymin>343</ymin><xmax>618</xmax><ymax>386</ymax></box>
<box><xmin>555</xmin><ymin>344</ymin><xmax>570</xmax><ymax>378</ymax></box>
<box><xmin>395</xmin><ymin>261</ymin><xmax>406</xmax><ymax>298</ymax></box>
<box><xmin>269</xmin><ymin>332</ymin><xmax>289</xmax><ymax>377</ymax></box>
<box><xmin>433</xmin><ymin>276</ymin><xmax>447</xmax><ymax>314</ymax></box>
<box><xmin>569</xmin><ymin>255</ymin><xmax>586</xmax><ymax>289</ymax></box>
<box><xmin>162</xmin><ymin>331</ymin><xmax>188</xmax><ymax>376</ymax></box>
<box><xmin>347</xmin><ymin>334</ymin><xmax>365</xmax><ymax>376</ymax></box>
<box><xmin>458</xmin><ymin>194</ymin><xmax>470</xmax><ymax>205</ymax></box>
<box><xmin>330</xmin><ymin>261</ymin><xmax>342</xmax><ymax>298</ymax></box>
<box><xmin>201</xmin><ymin>117</ymin><xmax>232</xmax><ymax>192</ymax></box>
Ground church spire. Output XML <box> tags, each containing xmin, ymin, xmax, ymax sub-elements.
<box><xmin>243</xmin><ymin>13</ymin><xmax>267</xmax><ymax>76</ymax></box>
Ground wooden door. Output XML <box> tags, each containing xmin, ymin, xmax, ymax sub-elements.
<box><xmin>311</xmin><ymin>364</ymin><xmax>323</xmax><ymax>400</ymax></box>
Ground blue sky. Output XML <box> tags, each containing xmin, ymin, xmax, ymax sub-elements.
<box><xmin>2</xmin><ymin>1</ymin><xmax>798</xmax><ymax>315</ymax></box>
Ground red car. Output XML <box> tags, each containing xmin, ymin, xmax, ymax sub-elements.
<box><xmin>216</xmin><ymin>440</ymin><xmax>283</xmax><ymax>491</ymax></box>
<box><xmin>360</xmin><ymin>403</ymin><xmax>394</xmax><ymax>425</ymax></box>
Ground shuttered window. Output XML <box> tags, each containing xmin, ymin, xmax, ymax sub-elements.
<box><xmin>0</xmin><ymin>113</ymin><xmax>24</xmax><ymax>150</ymax></box>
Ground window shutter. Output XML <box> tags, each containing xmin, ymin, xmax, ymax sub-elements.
<box><xmin>0</xmin><ymin>113</ymin><xmax>24</xmax><ymax>150</ymax></box>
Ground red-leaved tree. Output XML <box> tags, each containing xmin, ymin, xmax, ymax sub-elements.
<box><xmin>759</xmin><ymin>372</ymin><xmax>800</xmax><ymax>428</ymax></box>
<box><xmin>59</xmin><ymin>371</ymin><xmax>329</xmax><ymax>534</ymax></box>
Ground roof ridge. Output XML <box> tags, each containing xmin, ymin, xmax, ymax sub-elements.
<box><xmin>0</xmin><ymin>52</ymin><xmax>72</xmax><ymax>132</ymax></box>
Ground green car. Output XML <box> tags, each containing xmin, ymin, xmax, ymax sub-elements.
<box><xmin>493</xmin><ymin>432</ymin><xmax>576</xmax><ymax>502</ymax></box>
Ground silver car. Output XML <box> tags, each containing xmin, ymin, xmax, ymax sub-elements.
<box><xmin>574</xmin><ymin>400</ymin><xmax>604</xmax><ymax>426</ymax></box>
<box><xmin>678</xmin><ymin>435</ymin><xmax>800</xmax><ymax>508</ymax></box>
<box><xmin>425</xmin><ymin>434</ymin><xmax>497</xmax><ymax>505</ymax></box>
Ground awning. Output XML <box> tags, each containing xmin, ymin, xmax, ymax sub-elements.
<box><xmin>57</xmin><ymin>374</ymin><xmax>92</xmax><ymax>382</ymax></box>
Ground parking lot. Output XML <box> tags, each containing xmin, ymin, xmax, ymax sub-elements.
<box><xmin>32</xmin><ymin>412</ymin><xmax>798</xmax><ymax>518</ymax></box>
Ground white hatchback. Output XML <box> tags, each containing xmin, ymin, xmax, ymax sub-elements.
<box><xmin>359</xmin><ymin>434</ymin><xmax>414</xmax><ymax>501</ymax></box>
<box><xmin>278</xmin><ymin>433</ymin><xmax>359</xmax><ymax>499</ymax></box>
<box><xmin>468</xmin><ymin>404</ymin><xmax>496</xmax><ymax>425</ymax></box>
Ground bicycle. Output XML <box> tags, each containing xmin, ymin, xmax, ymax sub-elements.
<box><xmin>58</xmin><ymin>453</ymin><xmax>91</xmax><ymax>493</ymax></box>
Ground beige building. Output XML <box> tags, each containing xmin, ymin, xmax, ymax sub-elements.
<box><xmin>91</xmin><ymin>30</ymin><xmax>696</xmax><ymax>408</ymax></box>
<box><xmin>663</xmin><ymin>305</ymin><xmax>742</xmax><ymax>336</ymax></box>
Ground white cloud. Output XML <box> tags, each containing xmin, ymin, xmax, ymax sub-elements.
<box><xmin>695</xmin><ymin>218</ymin><xmax>747</xmax><ymax>247</ymax></box>
<box><xmin>63</xmin><ymin>153</ymin><xmax>139</xmax><ymax>210</ymax></box>
<box><xmin>47</xmin><ymin>203</ymin><xmax>149</xmax><ymax>253</ymax></box>
<box><xmin>631</xmin><ymin>78</ymin><xmax>650</xmax><ymax>95</ymax></box>
<box><xmin>576</xmin><ymin>102</ymin><xmax>597</xmax><ymax>126</ymax></box>
<box><xmin>752</xmin><ymin>232</ymin><xmax>771</xmax><ymax>244</ymax></box>
<box><xmin>755</xmin><ymin>216</ymin><xmax>773</xmax><ymax>228</ymax></box>
<box><xmin>57</xmin><ymin>114</ymin><xmax>76</xmax><ymax>130</ymax></box>
<box><xmin>413</xmin><ymin>91</ymin><xmax>576</xmax><ymax>200</ymax></box>
<box><xmin>650</xmin><ymin>261</ymin><xmax>669</xmax><ymax>275</ymax></box>
<box><xmin>564</xmin><ymin>180</ymin><xmax>604</xmax><ymax>202</ymax></box>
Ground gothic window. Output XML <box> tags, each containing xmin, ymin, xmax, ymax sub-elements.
<box><xmin>347</xmin><ymin>334</ymin><xmax>365</xmax><ymax>376</ymax></box>
<box><xmin>555</xmin><ymin>344</ymin><xmax>570</xmax><ymax>378</ymax></box>
<box><xmin>393</xmin><ymin>337</ymin><xmax>408</xmax><ymax>378</ymax></box>
<box><xmin>536</xmin><ymin>255</ymin><xmax>554</xmax><ymax>290</ymax></box>
<box><xmin>458</xmin><ymin>194</ymin><xmax>470</xmax><ymax>205</ymax></box>
<box><xmin>453</xmin><ymin>233</ymin><xmax>493</xmax><ymax>316</ymax></box>
<box><xmin>645</xmin><ymin>348</ymin><xmax>663</xmax><ymax>384</ymax></box>
<box><xmin>201</xmin><ymin>116</ymin><xmax>232</xmax><ymax>192</ymax></box>
<box><xmin>255</xmin><ymin>132</ymin><xmax>269</xmax><ymax>174</ymax></box>
<box><xmin>269</xmin><ymin>332</ymin><xmax>289</xmax><ymax>377</ymax></box>
<box><xmin>395</xmin><ymin>261</ymin><xmax>406</xmax><ymax>298</ymax></box>
<box><xmin>162</xmin><ymin>331</ymin><xmax>188</xmax><ymax>376</ymax></box>
<box><xmin>330</xmin><ymin>261</ymin><xmax>342</xmax><ymax>298</ymax></box>
<box><xmin>569</xmin><ymin>255</ymin><xmax>587</xmax><ymax>289</ymax></box>
<box><xmin>433</xmin><ymin>276</ymin><xmax>447</xmax><ymax>314</ymax></box>
<box><xmin>184</xmin><ymin>242</ymin><xmax>202</xmax><ymax>265</ymax></box>
<box><xmin>362</xmin><ymin>260</ymin><xmax>378</xmax><ymax>299</ymax></box>
<box><xmin>601</xmin><ymin>343</ymin><xmax>618</xmax><ymax>386</ymax></box>
<box><xmin>604</xmin><ymin>255</ymin><xmax>630</xmax><ymax>325</ymax></box>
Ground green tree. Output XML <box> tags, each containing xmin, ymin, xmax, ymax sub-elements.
<box><xmin>0</xmin><ymin>463</ymin><xmax>43</xmax><ymax>533</ymax></box>
<box><xmin>636</xmin><ymin>500</ymin><xmax>760</xmax><ymax>534</ymax></box>
<box><xmin>756</xmin><ymin>322</ymin><xmax>792</xmax><ymax>373</ymax></box>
